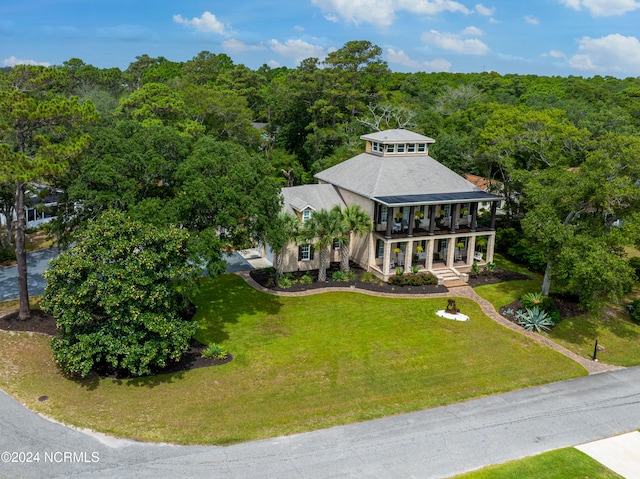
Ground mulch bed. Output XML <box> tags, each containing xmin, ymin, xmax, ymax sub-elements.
<box><xmin>466</xmin><ymin>268</ymin><xmax>531</xmax><ymax>287</ymax></box>
<box><xmin>0</xmin><ymin>307</ymin><xmax>229</xmax><ymax>379</ymax></box>
<box><xmin>499</xmin><ymin>294</ymin><xmax>585</xmax><ymax>325</ymax></box>
<box><xmin>250</xmin><ymin>264</ymin><xmax>448</xmax><ymax>295</ymax></box>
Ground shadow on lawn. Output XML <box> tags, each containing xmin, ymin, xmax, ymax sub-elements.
<box><xmin>193</xmin><ymin>274</ymin><xmax>284</xmax><ymax>344</ymax></box>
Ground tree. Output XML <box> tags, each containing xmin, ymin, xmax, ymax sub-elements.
<box><xmin>169</xmin><ymin>137</ymin><xmax>282</xmax><ymax>275</ymax></box>
<box><xmin>0</xmin><ymin>65</ymin><xmax>97</xmax><ymax>320</ymax></box>
<box><xmin>263</xmin><ymin>212</ymin><xmax>300</xmax><ymax>280</ymax></box>
<box><xmin>42</xmin><ymin>211</ymin><xmax>197</xmax><ymax>378</ymax></box>
<box><xmin>519</xmin><ymin>133</ymin><xmax>640</xmax><ymax>311</ymax></box>
<box><xmin>305</xmin><ymin>208</ymin><xmax>343</xmax><ymax>281</ymax></box>
<box><xmin>332</xmin><ymin>204</ymin><xmax>372</xmax><ymax>273</ymax></box>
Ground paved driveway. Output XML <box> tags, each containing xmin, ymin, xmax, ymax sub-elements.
<box><xmin>1</xmin><ymin>367</ymin><xmax>639</xmax><ymax>479</ymax></box>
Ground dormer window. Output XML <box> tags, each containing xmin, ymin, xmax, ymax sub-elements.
<box><xmin>407</xmin><ymin>143</ymin><xmax>416</xmax><ymax>153</ymax></box>
<box><xmin>417</xmin><ymin>143</ymin><xmax>426</xmax><ymax>153</ymax></box>
<box><xmin>302</xmin><ymin>209</ymin><xmax>312</xmax><ymax>223</ymax></box>
<box><xmin>371</xmin><ymin>141</ymin><xmax>383</xmax><ymax>153</ymax></box>
<box><xmin>397</xmin><ymin>144</ymin><xmax>405</xmax><ymax>153</ymax></box>
<box><xmin>386</xmin><ymin>144</ymin><xmax>395</xmax><ymax>153</ymax></box>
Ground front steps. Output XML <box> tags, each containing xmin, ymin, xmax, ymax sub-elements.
<box><xmin>431</xmin><ymin>268</ymin><xmax>469</xmax><ymax>288</ymax></box>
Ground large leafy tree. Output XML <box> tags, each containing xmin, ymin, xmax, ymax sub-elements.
<box><xmin>520</xmin><ymin>133</ymin><xmax>640</xmax><ymax>311</ymax></box>
<box><xmin>0</xmin><ymin>65</ymin><xmax>97</xmax><ymax>319</ymax></box>
<box><xmin>42</xmin><ymin>211</ymin><xmax>197</xmax><ymax>378</ymax></box>
<box><xmin>169</xmin><ymin>137</ymin><xmax>282</xmax><ymax>275</ymax></box>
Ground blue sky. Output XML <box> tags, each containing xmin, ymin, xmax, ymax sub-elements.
<box><xmin>2</xmin><ymin>0</ymin><xmax>640</xmax><ymax>77</ymax></box>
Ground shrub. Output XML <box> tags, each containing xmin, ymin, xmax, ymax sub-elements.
<box><xmin>360</xmin><ymin>271</ymin><xmax>380</xmax><ymax>283</ymax></box>
<box><xmin>521</xmin><ymin>292</ymin><xmax>544</xmax><ymax>309</ymax></box>
<box><xmin>412</xmin><ymin>265</ymin><xmax>420</xmax><ymax>274</ymax></box>
<box><xmin>0</xmin><ymin>247</ymin><xmax>16</xmax><ymax>263</ymax></box>
<box><xmin>628</xmin><ymin>299</ymin><xmax>640</xmax><ymax>325</ymax></box>
<box><xmin>630</xmin><ymin>257</ymin><xmax>640</xmax><ymax>280</ymax></box>
<box><xmin>516</xmin><ymin>307</ymin><xmax>555</xmax><ymax>332</ymax></box>
<box><xmin>332</xmin><ymin>270</ymin><xmax>355</xmax><ymax>282</ymax></box>
<box><xmin>484</xmin><ymin>261</ymin><xmax>496</xmax><ymax>273</ymax></box>
<box><xmin>201</xmin><ymin>343</ymin><xmax>229</xmax><ymax>360</ymax></box>
<box><xmin>388</xmin><ymin>272</ymin><xmax>437</xmax><ymax>286</ymax></box>
<box><xmin>300</xmin><ymin>272</ymin><xmax>314</xmax><ymax>284</ymax></box>
<box><xmin>277</xmin><ymin>273</ymin><xmax>294</xmax><ymax>288</ymax></box>
<box><xmin>396</xmin><ymin>267</ymin><xmax>404</xmax><ymax>276</ymax></box>
<box><xmin>471</xmin><ymin>261</ymin><xmax>480</xmax><ymax>275</ymax></box>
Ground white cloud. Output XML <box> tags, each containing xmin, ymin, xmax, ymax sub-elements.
<box><xmin>475</xmin><ymin>3</ymin><xmax>495</xmax><ymax>16</ymax></box>
<box><xmin>268</xmin><ymin>60</ymin><xmax>281</xmax><ymax>68</ymax></box>
<box><xmin>568</xmin><ymin>34</ymin><xmax>640</xmax><ymax>74</ymax></box>
<box><xmin>310</xmin><ymin>0</ymin><xmax>470</xmax><ymax>27</ymax></box>
<box><xmin>268</xmin><ymin>39</ymin><xmax>326</xmax><ymax>64</ymax></box>
<box><xmin>524</xmin><ymin>15</ymin><xmax>539</xmax><ymax>25</ymax></box>
<box><xmin>421</xmin><ymin>29</ymin><xmax>490</xmax><ymax>55</ymax></box>
<box><xmin>547</xmin><ymin>50</ymin><xmax>566</xmax><ymax>58</ymax></box>
<box><xmin>173</xmin><ymin>11</ymin><xmax>229</xmax><ymax>34</ymax></box>
<box><xmin>558</xmin><ymin>0</ymin><xmax>640</xmax><ymax>16</ymax></box>
<box><xmin>386</xmin><ymin>48</ymin><xmax>451</xmax><ymax>71</ymax></box>
<box><xmin>222</xmin><ymin>39</ymin><xmax>265</xmax><ymax>54</ymax></box>
<box><xmin>2</xmin><ymin>56</ymin><xmax>51</xmax><ymax>67</ymax></box>
<box><xmin>461</xmin><ymin>26</ymin><xmax>484</xmax><ymax>36</ymax></box>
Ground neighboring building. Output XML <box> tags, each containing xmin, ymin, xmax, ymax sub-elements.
<box><xmin>271</xmin><ymin>129</ymin><xmax>503</xmax><ymax>284</ymax></box>
<box><xmin>463</xmin><ymin>173</ymin><xmax>506</xmax><ymax>213</ymax></box>
<box><xmin>0</xmin><ymin>185</ymin><xmax>60</xmax><ymax>231</ymax></box>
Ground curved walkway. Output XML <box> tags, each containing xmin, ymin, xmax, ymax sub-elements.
<box><xmin>236</xmin><ymin>271</ymin><xmax>623</xmax><ymax>375</ymax></box>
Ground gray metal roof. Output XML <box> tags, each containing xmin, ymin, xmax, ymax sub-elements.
<box><xmin>360</xmin><ymin>129</ymin><xmax>435</xmax><ymax>143</ymax></box>
<box><xmin>281</xmin><ymin>184</ymin><xmax>345</xmax><ymax>215</ymax></box>
<box><xmin>314</xmin><ymin>152</ymin><xmax>496</xmax><ymax>202</ymax></box>
<box><xmin>375</xmin><ymin>191</ymin><xmax>503</xmax><ymax>206</ymax></box>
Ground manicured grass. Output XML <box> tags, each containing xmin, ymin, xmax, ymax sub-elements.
<box><xmin>477</xmin><ymin>254</ymin><xmax>640</xmax><ymax>366</ymax></box>
<box><xmin>452</xmin><ymin>448</ymin><xmax>622</xmax><ymax>478</ymax></box>
<box><xmin>549</xmin><ymin>285</ymin><xmax>640</xmax><ymax>367</ymax></box>
<box><xmin>0</xmin><ymin>296</ymin><xmax>42</xmax><ymax>314</ymax></box>
<box><xmin>0</xmin><ymin>274</ymin><xmax>585</xmax><ymax>445</ymax></box>
<box><xmin>474</xmin><ymin>254</ymin><xmax>543</xmax><ymax>311</ymax></box>
<box><xmin>474</xmin><ymin>279</ymin><xmax>542</xmax><ymax>312</ymax></box>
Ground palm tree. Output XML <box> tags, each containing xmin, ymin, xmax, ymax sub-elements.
<box><xmin>332</xmin><ymin>204</ymin><xmax>372</xmax><ymax>273</ymax></box>
<box><xmin>265</xmin><ymin>212</ymin><xmax>300</xmax><ymax>281</ymax></box>
<box><xmin>305</xmin><ymin>208</ymin><xmax>343</xmax><ymax>281</ymax></box>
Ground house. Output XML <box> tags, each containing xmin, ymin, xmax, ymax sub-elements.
<box><xmin>272</xmin><ymin>129</ymin><xmax>503</xmax><ymax>283</ymax></box>
<box><xmin>0</xmin><ymin>184</ymin><xmax>60</xmax><ymax>231</ymax></box>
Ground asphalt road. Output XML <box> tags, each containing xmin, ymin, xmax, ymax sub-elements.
<box><xmin>1</xmin><ymin>367</ymin><xmax>639</xmax><ymax>479</ymax></box>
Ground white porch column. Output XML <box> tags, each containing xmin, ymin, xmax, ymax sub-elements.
<box><xmin>486</xmin><ymin>234</ymin><xmax>496</xmax><ymax>263</ymax></box>
<box><xmin>446</xmin><ymin>237</ymin><xmax>456</xmax><ymax>267</ymax></box>
<box><xmin>382</xmin><ymin>240</ymin><xmax>392</xmax><ymax>277</ymax></box>
<box><xmin>405</xmin><ymin>241</ymin><xmax>414</xmax><ymax>271</ymax></box>
<box><xmin>466</xmin><ymin>236</ymin><xmax>476</xmax><ymax>266</ymax></box>
<box><xmin>426</xmin><ymin>239</ymin><xmax>435</xmax><ymax>270</ymax></box>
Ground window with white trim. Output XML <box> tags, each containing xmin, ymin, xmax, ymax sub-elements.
<box><xmin>386</xmin><ymin>144</ymin><xmax>395</xmax><ymax>154</ymax></box>
<box><xmin>397</xmin><ymin>143</ymin><xmax>405</xmax><ymax>153</ymax></box>
<box><xmin>380</xmin><ymin>205</ymin><xmax>388</xmax><ymax>224</ymax></box>
<box><xmin>302</xmin><ymin>209</ymin><xmax>312</xmax><ymax>223</ymax></box>
<box><xmin>417</xmin><ymin>143</ymin><xmax>426</xmax><ymax>153</ymax></box>
<box><xmin>376</xmin><ymin>239</ymin><xmax>384</xmax><ymax>258</ymax></box>
<box><xmin>300</xmin><ymin>244</ymin><xmax>311</xmax><ymax>261</ymax></box>
<box><xmin>407</xmin><ymin>143</ymin><xmax>416</xmax><ymax>153</ymax></box>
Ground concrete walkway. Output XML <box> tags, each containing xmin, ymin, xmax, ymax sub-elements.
<box><xmin>236</xmin><ymin>271</ymin><xmax>623</xmax><ymax>376</ymax></box>
<box><xmin>577</xmin><ymin>432</ymin><xmax>640</xmax><ymax>479</ymax></box>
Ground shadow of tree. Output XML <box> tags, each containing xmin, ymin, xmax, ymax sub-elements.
<box><xmin>192</xmin><ymin>274</ymin><xmax>283</xmax><ymax>344</ymax></box>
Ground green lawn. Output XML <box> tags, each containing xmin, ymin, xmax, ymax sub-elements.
<box><xmin>0</xmin><ymin>274</ymin><xmax>585</xmax><ymax>445</ymax></box>
<box><xmin>452</xmin><ymin>448</ymin><xmax>622</xmax><ymax>478</ymax></box>
<box><xmin>549</xmin><ymin>285</ymin><xmax>640</xmax><ymax>367</ymax></box>
<box><xmin>476</xmin><ymin>255</ymin><xmax>640</xmax><ymax>367</ymax></box>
